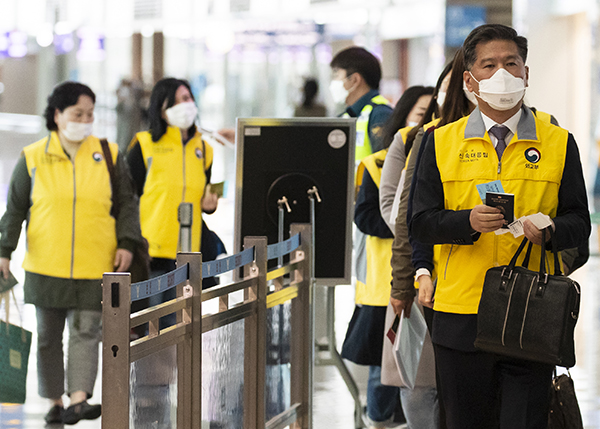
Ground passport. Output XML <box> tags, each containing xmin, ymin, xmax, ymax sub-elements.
<box><xmin>208</xmin><ymin>181</ymin><xmax>225</xmax><ymax>198</ymax></box>
<box><xmin>486</xmin><ymin>192</ymin><xmax>514</xmax><ymax>229</ymax></box>
<box><xmin>386</xmin><ymin>314</ymin><xmax>400</xmax><ymax>344</ymax></box>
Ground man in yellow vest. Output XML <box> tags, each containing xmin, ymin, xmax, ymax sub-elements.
<box><xmin>330</xmin><ymin>46</ymin><xmax>393</xmax><ymax>162</ymax></box>
<box><xmin>409</xmin><ymin>24</ymin><xmax>590</xmax><ymax>429</ymax></box>
<box><xmin>330</xmin><ymin>47</ymin><xmax>402</xmax><ymax>427</ymax></box>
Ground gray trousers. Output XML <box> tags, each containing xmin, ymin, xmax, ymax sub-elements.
<box><xmin>36</xmin><ymin>307</ymin><xmax>102</xmax><ymax>399</ymax></box>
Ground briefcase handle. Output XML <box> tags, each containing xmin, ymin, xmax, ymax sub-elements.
<box><xmin>506</xmin><ymin>226</ymin><xmax>562</xmax><ymax>283</ymax></box>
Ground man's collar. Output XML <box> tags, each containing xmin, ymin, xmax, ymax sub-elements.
<box><xmin>480</xmin><ymin>109</ymin><xmax>522</xmax><ymax>135</ymax></box>
<box><xmin>465</xmin><ymin>105</ymin><xmax>538</xmax><ymax>141</ymax></box>
<box><xmin>345</xmin><ymin>89</ymin><xmax>379</xmax><ymax>117</ymax></box>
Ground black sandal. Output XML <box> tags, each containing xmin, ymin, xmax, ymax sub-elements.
<box><xmin>62</xmin><ymin>401</ymin><xmax>101</xmax><ymax>425</ymax></box>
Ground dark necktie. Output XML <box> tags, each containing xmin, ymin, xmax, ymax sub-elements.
<box><xmin>489</xmin><ymin>125</ymin><xmax>510</xmax><ymax>159</ymax></box>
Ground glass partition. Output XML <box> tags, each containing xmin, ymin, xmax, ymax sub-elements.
<box><xmin>202</xmin><ymin>319</ymin><xmax>245</xmax><ymax>427</ymax></box>
<box><xmin>129</xmin><ymin>345</ymin><xmax>178</xmax><ymax>428</ymax></box>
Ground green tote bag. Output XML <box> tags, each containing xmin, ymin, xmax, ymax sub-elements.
<box><xmin>0</xmin><ymin>290</ymin><xmax>32</xmax><ymax>404</ymax></box>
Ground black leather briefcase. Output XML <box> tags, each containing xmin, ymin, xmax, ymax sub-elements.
<box><xmin>475</xmin><ymin>228</ymin><xmax>580</xmax><ymax>368</ymax></box>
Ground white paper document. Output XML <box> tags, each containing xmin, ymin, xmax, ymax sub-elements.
<box><xmin>496</xmin><ymin>212</ymin><xmax>553</xmax><ymax>237</ymax></box>
<box><xmin>393</xmin><ymin>301</ymin><xmax>428</xmax><ymax>389</ymax></box>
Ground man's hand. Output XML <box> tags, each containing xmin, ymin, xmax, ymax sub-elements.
<box><xmin>0</xmin><ymin>258</ymin><xmax>10</xmax><ymax>280</ymax></box>
<box><xmin>114</xmin><ymin>249</ymin><xmax>133</xmax><ymax>272</ymax></box>
<box><xmin>390</xmin><ymin>296</ymin><xmax>414</xmax><ymax>318</ymax></box>
<box><xmin>470</xmin><ymin>204</ymin><xmax>505</xmax><ymax>233</ymax></box>
<box><xmin>523</xmin><ymin>218</ymin><xmax>554</xmax><ymax>246</ymax></box>
<box><xmin>418</xmin><ymin>275</ymin><xmax>435</xmax><ymax>309</ymax></box>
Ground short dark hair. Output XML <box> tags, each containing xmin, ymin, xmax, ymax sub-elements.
<box><xmin>463</xmin><ymin>24</ymin><xmax>528</xmax><ymax>70</ymax></box>
<box><xmin>44</xmin><ymin>81</ymin><xmax>96</xmax><ymax>131</ymax></box>
<box><xmin>148</xmin><ymin>77</ymin><xmax>195</xmax><ymax>142</ymax></box>
<box><xmin>330</xmin><ymin>47</ymin><xmax>382</xmax><ymax>90</ymax></box>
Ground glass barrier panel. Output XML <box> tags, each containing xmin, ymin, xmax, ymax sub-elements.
<box><xmin>129</xmin><ymin>345</ymin><xmax>178</xmax><ymax>429</ymax></box>
<box><xmin>202</xmin><ymin>319</ymin><xmax>245</xmax><ymax>427</ymax></box>
<box><xmin>265</xmin><ymin>301</ymin><xmax>292</xmax><ymax>421</ymax></box>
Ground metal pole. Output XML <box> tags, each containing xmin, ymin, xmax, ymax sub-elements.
<box><xmin>308</xmin><ymin>186</ymin><xmax>363</xmax><ymax>428</ymax></box>
<box><xmin>176</xmin><ymin>253</ymin><xmax>203</xmax><ymax>429</ymax></box>
<box><xmin>101</xmin><ymin>273</ymin><xmax>131</xmax><ymax>428</ymax></box>
<box><xmin>307</xmin><ymin>187</ymin><xmax>320</xmax><ymax>275</ymax></box>
<box><xmin>178</xmin><ymin>202</ymin><xmax>193</xmax><ymax>253</ymax></box>
<box><xmin>306</xmin><ymin>188</ymin><xmax>321</xmax><ymax>428</ymax></box>
<box><xmin>277</xmin><ymin>196</ymin><xmax>291</xmax><ymax>267</ymax></box>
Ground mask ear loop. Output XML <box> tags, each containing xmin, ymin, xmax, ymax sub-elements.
<box><xmin>467</xmin><ymin>72</ymin><xmax>484</xmax><ymax>101</ymax></box>
<box><xmin>344</xmin><ymin>72</ymin><xmax>359</xmax><ymax>95</ymax></box>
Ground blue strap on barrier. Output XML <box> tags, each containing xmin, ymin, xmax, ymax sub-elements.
<box><xmin>267</xmin><ymin>233</ymin><xmax>301</xmax><ymax>261</ymax></box>
<box><xmin>202</xmin><ymin>247</ymin><xmax>255</xmax><ymax>277</ymax></box>
<box><xmin>129</xmin><ymin>233</ymin><xmax>300</xmax><ymax>302</ymax></box>
<box><xmin>129</xmin><ymin>247</ymin><xmax>256</xmax><ymax>302</ymax></box>
<box><xmin>131</xmin><ymin>263</ymin><xmax>190</xmax><ymax>302</ymax></box>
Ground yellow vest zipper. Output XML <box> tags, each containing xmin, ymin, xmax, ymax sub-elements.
<box><xmin>70</xmin><ymin>160</ymin><xmax>76</xmax><ymax>278</ymax></box>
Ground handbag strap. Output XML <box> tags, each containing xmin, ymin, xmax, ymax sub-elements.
<box><xmin>1</xmin><ymin>291</ymin><xmax>9</xmax><ymax>332</ymax></box>
<box><xmin>100</xmin><ymin>139</ymin><xmax>119</xmax><ymax>218</ymax></box>
<box><xmin>507</xmin><ymin>236</ymin><xmax>529</xmax><ymax>271</ymax></box>
<box><xmin>508</xmin><ymin>226</ymin><xmax>562</xmax><ymax>280</ymax></box>
<box><xmin>1</xmin><ymin>288</ymin><xmax>23</xmax><ymax>335</ymax></box>
<box><xmin>521</xmin><ymin>241</ymin><xmax>534</xmax><ymax>268</ymax></box>
<box><xmin>539</xmin><ymin>227</ymin><xmax>547</xmax><ymax>279</ymax></box>
<box><xmin>538</xmin><ymin>226</ymin><xmax>564</xmax><ymax>282</ymax></box>
<box><xmin>548</xmin><ymin>227</ymin><xmax>562</xmax><ymax>276</ymax></box>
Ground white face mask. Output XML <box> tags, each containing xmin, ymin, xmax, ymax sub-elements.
<box><xmin>62</xmin><ymin>121</ymin><xmax>93</xmax><ymax>142</ymax></box>
<box><xmin>407</xmin><ymin>121</ymin><xmax>419</xmax><ymax>127</ymax></box>
<box><xmin>470</xmin><ymin>68</ymin><xmax>525</xmax><ymax>111</ymax></box>
<box><xmin>165</xmin><ymin>101</ymin><xmax>198</xmax><ymax>129</ymax></box>
<box><xmin>329</xmin><ymin>80</ymin><xmax>349</xmax><ymax>104</ymax></box>
<box><xmin>436</xmin><ymin>91</ymin><xmax>446</xmax><ymax>108</ymax></box>
<box><xmin>463</xmin><ymin>82</ymin><xmax>478</xmax><ymax>105</ymax></box>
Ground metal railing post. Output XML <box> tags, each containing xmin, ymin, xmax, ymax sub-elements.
<box><xmin>177</xmin><ymin>253</ymin><xmax>203</xmax><ymax>429</ymax></box>
<box><xmin>178</xmin><ymin>202</ymin><xmax>193</xmax><ymax>253</ymax></box>
<box><xmin>290</xmin><ymin>224</ymin><xmax>313</xmax><ymax>429</ymax></box>
<box><xmin>277</xmin><ymin>196</ymin><xmax>291</xmax><ymax>267</ymax></box>
<box><xmin>244</xmin><ymin>236</ymin><xmax>267</xmax><ymax>429</ymax></box>
<box><xmin>102</xmin><ymin>272</ymin><xmax>132</xmax><ymax>429</ymax></box>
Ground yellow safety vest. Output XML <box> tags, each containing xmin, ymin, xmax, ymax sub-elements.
<box><xmin>355</xmin><ymin>149</ymin><xmax>393</xmax><ymax>306</ymax></box>
<box><xmin>410</xmin><ymin>113</ymin><xmax>553</xmax><ymax>288</ymax></box>
<box><xmin>22</xmin><ymin>133</ymin><xmax>119</xmax><ymax>278</ymax></box>
<box><xmin>136</xmin><ymin>126</ymin><xmax>213</xmax><ymax>259</ymax></box>
<box><xmin>344</xmin><ymin>94</ymin><xmax>391</xmax><ymax>162</ymax></box>
<box><xmin>432</xmin><ymin>107</ymin><xmax>567</xmax><ymax>314</ymax></box>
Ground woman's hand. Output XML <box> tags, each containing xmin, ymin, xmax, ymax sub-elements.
<box><xmin>390</xmin><ymin>296</ymin><xmax>414</xmax><ymax>318</ymax></box>
<box><xmin>114</xmin><ymin>249</ymin><xmax>133</xmax><ymax>272</ymax></box>
<box><xmin>202</xmin><ymin>189</ymin><xmax>219</xmax><ymax>214</ymax></box>
<box><xmin>0</xmin><ymin>258</ymin><xmax>10</xmax><ymax>280</ymax></box>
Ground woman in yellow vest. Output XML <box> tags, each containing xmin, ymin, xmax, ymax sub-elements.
<box><xmin>126</xmin><ymin>78</ymin><xmax>217</xmax><ymax>326</ymax></box>
<box><xmin>0</xmin><ymin>82</ymin><xmax>140</xmax><ymax>424</ymax></box>
<box><xmin>341</xmin><ymin>87</ymin><xmax>436</xmax><ymax>428</ymax></box>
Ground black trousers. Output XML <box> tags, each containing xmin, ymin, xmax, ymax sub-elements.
<box><xmin>433</xmin><ymin>343</ymin><xmax>553</xmax><ymax>429</ymax></box>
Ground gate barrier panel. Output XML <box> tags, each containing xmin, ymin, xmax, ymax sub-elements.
<box><xmin>102</xmin><ymin>223</ymin><xmax>313</xmax><ymax>429</ymax></box>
